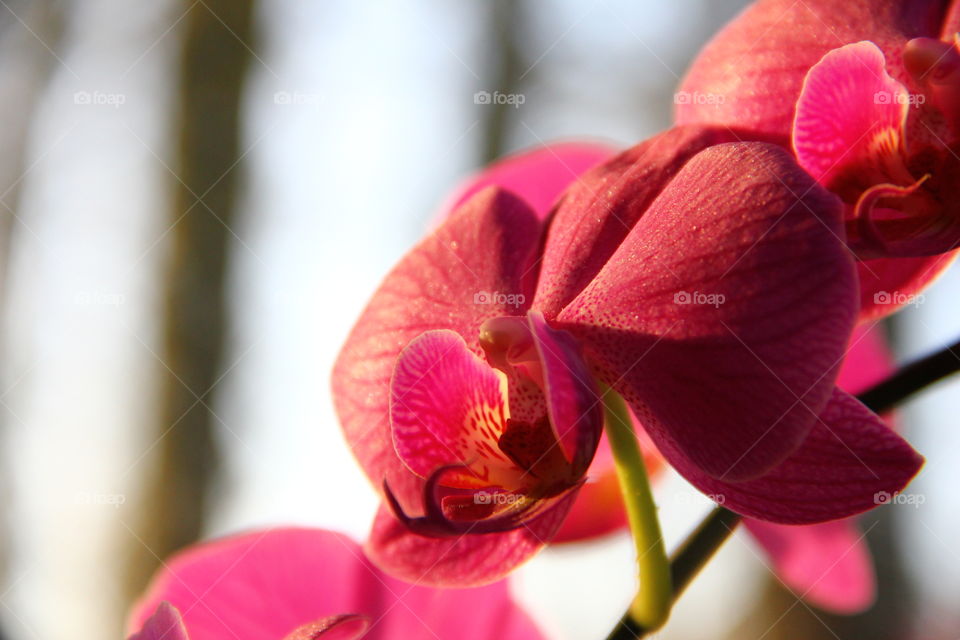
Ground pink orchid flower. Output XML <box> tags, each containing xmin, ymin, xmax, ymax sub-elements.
<box><xmin>333</xmin><ymin>127</ymin><xmax>922</xmax><ymax>587</ymax></box>
<box><xmin>126</xmin><ymin>527</ymin><xmax>543</xmax><ymax>640</ymax></box>
<box><xmin>675</xmin><ymin>0</ymin><xmax>960</xmax><ymax>319</ymax></box>
<box><xmin>470</xmin><ymin>147</ymin><xmax>912</xmax><ymax>614</ymax></box>
<box><xmin>452</xmin><ymin>146</ymin><xmax>903</xmax><ymax>613</ymax></box>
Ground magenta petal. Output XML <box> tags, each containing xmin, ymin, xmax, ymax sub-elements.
<box><xmin>559</xmin><ymin>142</ymin><xmax>856</xmax><ymax>481</ymax></box>
<box><xmin>390</xmin><ymin>330</ymin><xmax>514</xmax><ymax>484</ymax></box>
<box><xmin>442</xmin><ymin>142</ymin><xmax>616</xmax><ymax>222</ymax></box>
<box><xmin>837</xmin><ymin>324</ymin><xmax>894</xmax><ymax>394</ymax></box>
<box><xmin>528</xmin><ymin>311</ymin><xmax>603</xmax><ymax>473</ymax></box>
<box><xmin>793</xmin><ymin>41</ymin><xmax>909</xmax><ymax>186</ymax></box>
<box><xmin>534</xmin><ymin>125</ymin><xmax>741</xmax><ymax>317</ymax></box>
<box><xmin>333</xmin><ymin>187</ymin><xmax>542</xmax><ymax>510</ymax></box>
<box><xmin>680</xmin><ymin>389</ymin><xmax>922</xmax><ymax>524</ymax></box>
<box><xmin>745</xmin><ymin>519</ymin><xmax>875</xmax><ymax>613</ymax></box>
<box><xmin>676</xmin><ymin>0</ymin><xmax>945</xmax><ymax>141</ymax></box>
<box><xmin>283</xmin><ymin>616</ymin><xmax>370</xmax><ymax>640</ymax></box>
<box><xmin>366</xmin><ymin>476</ymin><xmax>578</xmax><ymax>587</ymax></box>
<box><xmin>128</xmin><ymin>528</ymin><xmax>545</xmax><ymax>640</ymax></box>
<box><xmin>129</xmin><ymin>602</ymin><xmax>190</xmax><ymax>640</ymax></box>
<box><xmin>857</xmin><ymin>252</ymin><xmax>958</xmax><ymax>320</ymax></box>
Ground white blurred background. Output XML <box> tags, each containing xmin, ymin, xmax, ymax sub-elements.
<box><xmin>0</xmin><ymin>1</ymin><xmax>957</xmax><ymax>639</ymax></box>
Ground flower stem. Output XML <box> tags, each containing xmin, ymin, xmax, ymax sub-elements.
<box><xmin>601</xmin><ymin>387</ymin><xmax>671</xmax><ymax>635</ymax></box>
<box><xmin>668</xmin><ymin>506</ymin><xmax>742</xmax><ymax>599</ymax></box>
<box><xmin>856</xmin><ymin>336</ymin><xmax>960</xmax><ymax>413</ymax></box>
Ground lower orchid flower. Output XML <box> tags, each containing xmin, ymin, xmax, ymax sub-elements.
<box><xmin>126</xmin><ymin>527</ymin><xmax>543</xmax><ymax>640</ymax></box>
<box><xmin>675</xmin><ymin>0</ymin><xmax>960</xmax><ymax>318</ymax></box>
<box><xmin>333</xmin><ymin>126</ymin><xmax>923</xmax><ymax>587</ymax></box>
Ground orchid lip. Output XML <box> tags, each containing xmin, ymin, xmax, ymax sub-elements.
<box><xmin>382</xmin><ymin>467</ymin><xmax>576</xmax><ymax>538</ymax></box>
<box><xmin>385</xmin><ymin>311</ymin><xmax>603</xmax><ymax>540</ymax></box>
<box><xmin>793</xmin><ymin>40</ymin><xmax>960</xmax><ymax>259</ymax></box>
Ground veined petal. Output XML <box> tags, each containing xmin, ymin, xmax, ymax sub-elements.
<box><xmin>794</xmin><ymin>42</ymin><xmax>911</xmax><ymax>190</ymax></box>
<box><xmin>333</xmin><ymin>187</ymin><xmax>542</xmax><ymax>511</ymax></box>
<box><xmin>676</xmin><ymin>0</ymin><xmax>945</xmax><ymax>140</ymax></box>
<box><xmin>858</xmin><ymin>251</ymin><xmax>958</xmax><ymax>319</ymax></box>
<box><xmin>390</xmin><ymin>330</ymin><xmax>517</xmax><ymax>487</ymax></box>
<box><xmin>534</xmin><ymin>125</ymin><xmax>741</xmax><ymax>318</ymax></box>
<box><xmin>559</xmin><ymin>142</ymin><xmax>856</xmax><ymax>481</ymax></box>
<box><xmin>680</xmin><ymin>389</ymin><xmax>923</xmax><ymax>524</ymax></box>
<box><xmin>528</xmin><ymin>311</ymin><xmax>603</xmax><ymax>475</ymax></box>
<box><xmin>744</xmin><ymin>519</ymin><xmax>875</xmax><ymax>613</ymax></box>
<box><xmin>442</xmin><ymin>142</ymin><xmax>616</xmax><ymax>222</ymax></box>
<box><xmin>743</xmin><ymin>325</ymin><xmax>891</xmax><ymax>614</ymax></box>
<box><xmin>129</xmin><ymin>603</ymin><xmax>190</xmax><ymax>640</ymax></box>
<box><xmin>366</xmin><ymin>478</ymin><xmax>579</xmax><ymax>587</ymax></box>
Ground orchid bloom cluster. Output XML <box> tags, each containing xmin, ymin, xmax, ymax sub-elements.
<box><xmin>127</xmin><ymin>1</ymin><xmax>960</xmax><ymax>639</ymax></box>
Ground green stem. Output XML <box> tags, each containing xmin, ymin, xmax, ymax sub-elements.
<box><xmin>601</xmin><ymin>387</ymin><xmax>671</xmax><ymax>635</ymax></box>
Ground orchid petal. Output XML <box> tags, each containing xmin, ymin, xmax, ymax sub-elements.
<box><xmin>528</xmin><ymin>311</ymin><xmax>603</xmax><ymax>474</ymax></box>
<box><xmin>534</xmin><ymin>125</ymin><xmax>740</xmax><ymax>317</ymax></box>
<box><xmin>366</xmin><ymin>476</ymin><xmax>579</xmax><ymax>587</ymax></box>
<box><xmin>559</xmin><ymin>142</ymin><xmax>856</xmax><ymax>481</ymax></box>
<box><xmin>442</xmin><ymin>142</ymin><xmax>616</xmax><ymax>222</ymax></box>
<box><xmin>857</xmin><ymin>251</ymin><xmax>957</xmax><ymax>319</ymax></box>
<box><xmin>390</xmin><ymin>330</ymin><xmax>516</xmax><ymax>486</ymax></box>
<box><xmin>128</xmin><ymin>528</ymin><xmax>545</xmax><ymax>640</ymax></box>
<box><xmin>333</xmin><ymin>187</ymin><xmax>542</xmax><ymax>511</ymax></box>
<box><xmin>837</xmin><ymin>324</ymin><xmax>895</xmax><ymax>394</ymax></box>
<box><xmin>745</xmin><ymin>519</ymin><xmax>875</xmax><ymax>613</ymax></box>
<box><xmin>793</xmin><ymin>42</ymin><xmax>911</xmax><ymax>189</ymax></box>
<box><xmin>743</xmin><ymin>325</ymin><xmax>892</xmax><ymax>613</ymax></box>
<box><xmin>681</xmin><ymin>389</ymin><xmax>922</xmax><ymax>524</ymax></box>
<box><xmin>676</xmin><ymin>0</ymin><xmax>945</xmax><ymax>141</ymax></box>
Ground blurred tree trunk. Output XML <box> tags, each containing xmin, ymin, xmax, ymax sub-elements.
<box><xmin>0</xmin><ymin>0</ymin><xmax>66</xmax><ymax>631</ymax></box>
<box><xmin>480</xmin><ymin>0</ymin><xmax>527</xmax><ymax>163</ymax></box>
<box><xmin>124</xmin><ymin>0</ymin><xmax>255</xmax><ymax>601</ymax></box>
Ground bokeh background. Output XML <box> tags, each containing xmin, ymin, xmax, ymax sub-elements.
<box><xmin>0</xmin><ymin>1</ymin><xmax>958</xmax><ymax>639</ymax></box>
